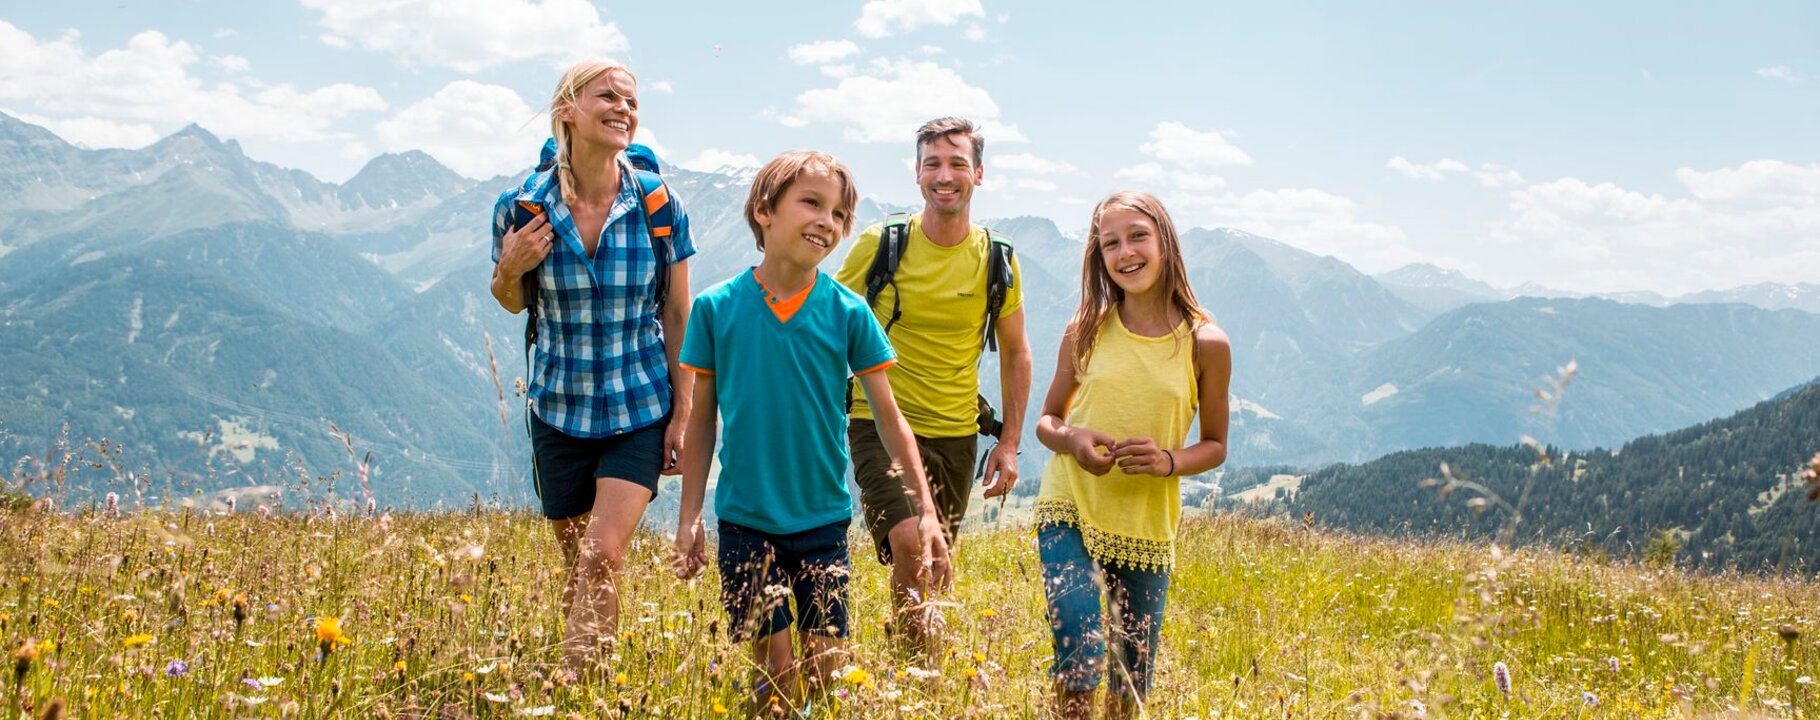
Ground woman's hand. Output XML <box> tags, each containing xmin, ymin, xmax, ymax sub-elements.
<box><xmin>499</xmin><ymin>213</ymin><xmax>554</xmax><ymax>278</ymax></box>
<box><xmin>1066</xmin><ymin>426</ymin><xmax>1118</xmax><ymax>476</ymax></box>
<box><xmin>661</xmin><ymin>417</ymin><xmax>684</xmax><ymax>475</ymax></box>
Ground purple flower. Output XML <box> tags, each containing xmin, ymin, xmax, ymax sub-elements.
<box><xmin>165</xmin><ymin>659</ymin><xmax>189</xmax><ymax>677</ymax></box>
<box><xmin>1492</xmin><ymin>661</ymin><xmax>1512</xmax><ymax>697</ymax></box>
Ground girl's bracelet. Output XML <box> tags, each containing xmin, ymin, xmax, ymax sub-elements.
<box><xmin>1163</xmin><ymin>449</ymin><xmax>1176</xmax><ymax>477</ymax></box>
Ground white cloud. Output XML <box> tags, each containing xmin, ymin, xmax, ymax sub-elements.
<box><xmin>678</xmin><ymin>148</ymin><xmax>761</xmax><ymax>173</ymax></box>
<box><xmin>1488</xmin><ymin>163</ymin><xmax>1820</xmax><ymax>293</ymax></box>
<box><xmin>1191</xmin><ymin>188</ymin><xmax>1415</xmax><ymax>271</ymax></box>
<box><xmin>1387</xmin><ymin>156</ymin><xmax>1467</xmax><ymax>181</ymax></box>
<box><xmin>12</xmin><ymin>112</ymin><xmax>159</xmax><ymax>149</ymax></box>
<box><xmin>300</xmin><ymin>0</ymin><xmax>628</xmax><ymax>73</ymax></box>
<box><xmin>1010</xmin><ymin>178</ymin><xmax>1058</xmax><ymax>192</ymax></box>
<box><xmin>1139</xmin><ymin>121</ymin><xmax>1253</xmax><ymax>168</ymax></box>
<box><xmin>856</xmin><ymin>0</ymin><xmax>985</xmax><ymax>38</ymax></box>
<box><xmin>211</xmin><ymin>28</ymin><xmax>237</xmax><ymax>40</ymax></box>
<box><xmin>1756</xmin><ymin>65</ymin><xmax>1801</xmax><ymax>83</ymax></box>
<box><xmin>1115</xmin><ymin>162</ymin><xmax>1226</xmax><ymax>192</ymax></box>
<box><xmin>211</xmin><ymin>54</ymin><xmax>250</xmax><ymax>73</ymax></box>
<box><xmin>964</xmin><ymin>24</ymin><xmax>987</xmax><ymax>41</ymax></box>
<box><xmin>917</xmin><ymin>45</ymin><xmax>945</xmax><ymax>55</ymax></box>
<box><xmin>1387</xmin><ymin>156</ymin><xmax>1523</xmax><ymax>187</ymax></box>
<box><xmin>821</xmin><ymin>64</ymin><xmax>857</xmax><ymax>79</ymax></box>
<box><xmin>648</xmin><ymin>80</ymin><xmax>674</xmax><ymax>94</ymax></box>
<box><xmin>788</xmin><ymin>40</ymin><xmax>859</xmax><ymax>65</ymax></box>
<box><xmin>780</xmin><ymin>58</ymin><xmax>1026</xmax><ymax>145</ymax></box>
<box><xmin>375</xmin><ymin>81</ymin><xmax>544</xmax><ymax>179</ymax></box>
<box><xmin>1674</xmin><ymin>159</ymin><xmax>1820</xmax><ymax>206</ymax></box>
<box><xmin>0</xmin><ymin>22</ymin><xmax>384</xmax><ymax>145</ymax></box>
<box><xmin>993</xmin><ymin>153</ymin><xmax>1079</xmax><ymax>176</ymax></box>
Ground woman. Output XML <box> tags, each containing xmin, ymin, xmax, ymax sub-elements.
<box><xmin>488</xmin><ymin>60</ymin><xmax>695</xmax><ymax>669</ymax></box>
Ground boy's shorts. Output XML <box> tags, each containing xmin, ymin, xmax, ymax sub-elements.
<box><xmin>848</xmin><ymin>419</ymin><xmax>978</xmax><ymax>564</ymax></box>
<box><xmin>528</xmin><ymin>412</ymin><xmax>665</xmax><ymax>520</ymax></box>
<box><xmin>716</xmin><ymin>518</ymin><xmax>852</xmax><ymax>642</ymax></box>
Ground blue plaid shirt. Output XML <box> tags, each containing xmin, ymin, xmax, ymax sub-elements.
<box><xmin>491</xmin><ymin>161</ymin><xmax>697</xmax><ymax>438</ymax></box>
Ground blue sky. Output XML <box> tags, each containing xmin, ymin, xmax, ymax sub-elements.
<box><xmin>3</xmin><ymin>1</ymin><xmax>1816</xmax><ymax>295</ymax></box>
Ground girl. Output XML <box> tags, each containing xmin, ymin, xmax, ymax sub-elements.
<box><xmin>489</xmin><ymin>60</ymin><xmax>696</xmax><ymax>670</ymax></box>
<box><xmin>1033</xmin><ymin>191</ymin><xmax>1231</xmax><ymax>718</ymax></box>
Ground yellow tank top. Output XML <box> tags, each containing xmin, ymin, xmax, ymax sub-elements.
<box><xmin>1035</xmin><ymin>309</ymin><xmax>1198</xmax><ymax>570</ymax></box>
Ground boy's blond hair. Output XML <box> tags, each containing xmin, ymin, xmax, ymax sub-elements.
<box><xmin>743</xmin><ymin>151</ymin><xmax>858</xmax><ymax>251</ymax></box>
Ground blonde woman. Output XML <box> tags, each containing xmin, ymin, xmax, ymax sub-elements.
<box><xmin>489</xmin><ymin>60</ymin><xmax>695</xmax><ymax>669</ymax></box>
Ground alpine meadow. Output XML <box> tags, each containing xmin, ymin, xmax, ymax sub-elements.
<box><xmin>5</xmin><ymin>2</ymin><xmax>1820</xmax><ymax>719</ymax></box>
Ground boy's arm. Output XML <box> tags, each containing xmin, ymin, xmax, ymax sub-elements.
<box><xmin>857</xmin><ymin>368</ymin><xmax>953</xmax><ymax>590</ymax></box>
<box><xmin>672</xmin><ymin>372</ymin><xmax>717</xmax><ymax>579</ymax></box>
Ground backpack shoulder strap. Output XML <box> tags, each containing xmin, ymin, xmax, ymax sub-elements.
<box><xmin>982</xmin><ymin>228</ymin><xmax>1015</xmax><ymax>353</ymax></box>
<box><xmin>864</xmin><ymin>212</ymin><xmax>912</xmax><ymax>333</ymax></box>
<box><xmin>628</xmin><ymin>168</ymin><xmax>675</xmax><ymax>314</ymax></box>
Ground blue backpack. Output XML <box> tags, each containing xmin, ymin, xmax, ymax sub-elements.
<box><xmin>497</xmin><ymin>139</ymin><xmax>678</xmax><ymax>354</ymax></box>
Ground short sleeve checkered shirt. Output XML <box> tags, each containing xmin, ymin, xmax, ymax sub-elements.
<box><xmin>491</xmin><ymin>161</ymin><xmax>698</xmax><ymax>438</ymax></box>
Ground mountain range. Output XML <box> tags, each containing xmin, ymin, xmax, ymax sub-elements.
<box><xmin>4</xmin><ymin>112</ymin><xmax>1819</xmax><ymax>507</ymax></box>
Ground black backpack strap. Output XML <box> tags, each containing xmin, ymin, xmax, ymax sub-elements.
<box><xmin>863</xmin><ymin>213</ymin><xmax>911</xmax><ymax>335</ymax></box>
<box><xmin>982</xmin><ymin>229</ymin><xmax>1015</xmax><ymax>353</ymax></box>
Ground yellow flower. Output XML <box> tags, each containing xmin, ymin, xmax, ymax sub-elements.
<box><xmin>463</xmin><ymin>672</ymin><xmax>476</xmax><ymax>682</ymax></box>
<box><xmin>980</xmin><ymin>608</ymin><xmax>998</xmax><ymax>619</ymax></box>
<box><xmin>966</xmin><ymin>667</ymin><xmax>980</xmax><ymax>679</ymax></box>
<box><xmin>393</xmin><ymin>660</ymin><xmax>407</xmax><ymax>672</ymax></box>
<box><xmin>614</xmin><ymin>671</ymin><xmax>628</xmax><ymax>686</ymax></box>
<box><xmin>712</xmin><ymin>699</ymin><xmax>729</xmax><ymax>715</ymax></box>
<box><xmin>314</xmin><ymin>616</ymin><xmax>350</xmax><ymax>653</ymax></box>
<box><xmin>36</xmin><ymin>641</ymin><xmax>55</xmax><ymax>655</ymax></box>
<box><xmin>841</xmin><ymin>666</ymin><xmax>875</xmax><ymax>690</ymax></box>
<box><xmin>972</xmin><ymin>652</ymin><xmax>986</xmax><ymax>664</ymax></box>
<box><xmin>123</xmin><ymin>633</ymin><xmax>154</xmax><ymax>649</ymax></box>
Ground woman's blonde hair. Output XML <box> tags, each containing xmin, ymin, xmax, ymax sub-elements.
<box><xmin>549</xmin><ymin>60</ymin><xmax>637</xmax><ymax>208</ymax></box>
<box><xmin>1067</xmin><ymin>190</ymin><xmax>1210</xmax><ymax>372</ymax></box>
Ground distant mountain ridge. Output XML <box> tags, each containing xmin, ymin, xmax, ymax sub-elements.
<box><xmin>5</xmin><ymin>114</ymin><xmax>1820</xmax><ymax>507</ymax></box>
<box><xmin>1375</xmin><ymin>261</ymin><xmax>1820</xmax><ymax>315</ymax></box>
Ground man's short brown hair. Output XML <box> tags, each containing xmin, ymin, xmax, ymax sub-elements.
<box><xmin>743</xmin><ymin>150</ymin><xmax>859</xmax><ymax>251</ymax></box>
<box><xmin>915</xmin><ymin>116</ymin><xmax>984</xmax><ymax>168</ymax></box>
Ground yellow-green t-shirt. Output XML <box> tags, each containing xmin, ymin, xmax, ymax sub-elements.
<box><xmin>834</xmin><ymin>215</ymin><xmax>1024</xmax><ymax>438</ymax></box>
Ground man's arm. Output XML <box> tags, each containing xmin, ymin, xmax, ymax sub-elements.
<box><xmin>981</xmin><ymin>307</ymin><xmax>1033</xmax><ymax>498</ymax></box>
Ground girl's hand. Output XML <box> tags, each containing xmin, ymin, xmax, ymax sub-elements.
<box><xmin>1066</xmin><ymin>427</ymin><xmax>1118</xmax><ymax>476</ymax></box>
<box><xmin>1113</xmin><ymin>436</ymin><xmax>1173</xmax><ymax>476</ymax></box>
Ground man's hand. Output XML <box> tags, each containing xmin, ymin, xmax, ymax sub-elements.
<box><xmin>917</xmin><ymin>512</ymin><xmax>953</xmax><ymax>592</ymax></box>
<box><xmin>1066</xmin><ymin>427</ymin><xmax>1118</xmax><ymax>476</ymax></box>
<box><xmin>499</xmin><ymin>214</ymin><xmax>554</xmax><ymax>278</ymax></box>
<box><xmin>979</xmin><ymin>441</ymin><xmax>1020</xmax><ymax>498</ymax></box>
<box><xmin>672</xmin><ymin>518</ymin><xmax>707</xmax><ymax>580</ymax></box>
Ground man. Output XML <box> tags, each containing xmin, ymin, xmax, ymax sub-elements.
<box><xmin>834</xmin><ymin>116</ymin><xmax>1034</xmax><ymax>646</ymax></box>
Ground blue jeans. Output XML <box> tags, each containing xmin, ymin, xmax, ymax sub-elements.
<box><xmin>1038</xmin><ymin>523</ymin><xmax>1171</xmax><ymax>696</ymax></box>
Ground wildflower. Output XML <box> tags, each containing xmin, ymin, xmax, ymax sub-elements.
<box><xmin>12</xmin><ymin>639</ymin><xmax>37</xmax><ymax>683</ymax></box>
<box><xmin>165</xmin><ymin>659</ymin><xmax>190</xmax><ymax>677</ymax></box>
<box><xmin>315</xmin><ymin>616</ymin><xmax>350</xmax><ymax>655</ymax></box>
<box><xmin>711</xmin><ymin>698</ymin><xmax>730</xmax><ymax>715</ymax></box>
<box><xmin>1492</xmin><ymin>661</ymin><xmax>1512</xmax><ymax>697</ymax></box>
<box><xmin>840</xmin><ymin>666</ymin><xmax>874</xmax><ymax>690</ymax></box>
<box><xmin>232</xmin><ymin>593</ymin><xmax>250</xmax><ymax>629</ymax></box>
<box><xmin>1606</xmin><ymin>656</ymin><xmax>1621</xmax><ymax>673</ymax></box>
<box><xmin>105</xmin><ymin>492</ymin><xmax>120</xmax><ymax>518</ymax></box>
<box><xmin>980</xmin><ymin>608</ymin><xmax>997</xmax><ymax>619</ymax></box>
<box><xmin>518</xmin><ymin>706</ymin><xmax>555</xmax><ymax>717</ymax></box>
<box><xmin>614</xmin><ymin>671</ymin><xmax>628</xmax><ymax>686</ymax></box>
<box><xmin>1581</xmin><ymin>690</ymin><xmax>1598</xmax><ymax>706</ymax></box>
<box><xmin>256</xmin><ymin>505</ymin><xmax>271</xmax><ymax>520</ymax></box>
<box><xmin>123</xmin><ymin>633</ymin><xmax>154</xmax><ymax>649</ymax></box>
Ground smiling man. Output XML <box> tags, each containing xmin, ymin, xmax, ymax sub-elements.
<box><xmin>835</xmin><ymin>116</ymin><xmax>1034</xmax><ymax>648</ymax></box>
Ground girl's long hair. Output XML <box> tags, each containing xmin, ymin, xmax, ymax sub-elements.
<box><xmin>549</xmin><ymin>60</ymin><xmax>636</xmax><ymax>208</ymax></box>
<box><xmin>1067</xmin><ymin>190</ymin><xmax>1210</xmax><ymax>373</ymax></box>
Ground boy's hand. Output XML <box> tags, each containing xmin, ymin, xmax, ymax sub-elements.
<box><xmin>672</xmin><ymin>518</ymin><xmax>707</xmax><ymax>580</ymax></box>
<box><xmin>1112</xmin><ymin>437</ymin><xmax>1171</xmax><ymax>476</ymax></box>
<box><xmin>918</xmin><ymin>513</ymin><xmax>953</xmax><ymax>591</ymax></box>
<box><xmin>1066</xmin><ymin>427</ymin><xmax>1118</xmax><ymax>476</ymax></box>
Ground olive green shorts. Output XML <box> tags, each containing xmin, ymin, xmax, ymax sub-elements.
<box><xmin>847</xmin><ymin>419</ymin><xmax>978</xmax><ymax>565</ymax></box>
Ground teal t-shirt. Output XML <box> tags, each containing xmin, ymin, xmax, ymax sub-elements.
<box><xmin>680</xmin><ymin>269</ymin><xmax>895</xmax><ymax>535</ymax></box>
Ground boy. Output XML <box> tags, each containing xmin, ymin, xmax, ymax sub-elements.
<box><xmin>671</xmin><ymin>151</ymin><xmax>951</xmax><ymax>707</ymax></box>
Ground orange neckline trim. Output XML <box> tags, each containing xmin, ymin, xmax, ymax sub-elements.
<box><xmin>753</xmin><ymin>271</ymin><xmax>815</xmax><ymax>324</ymax></box>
